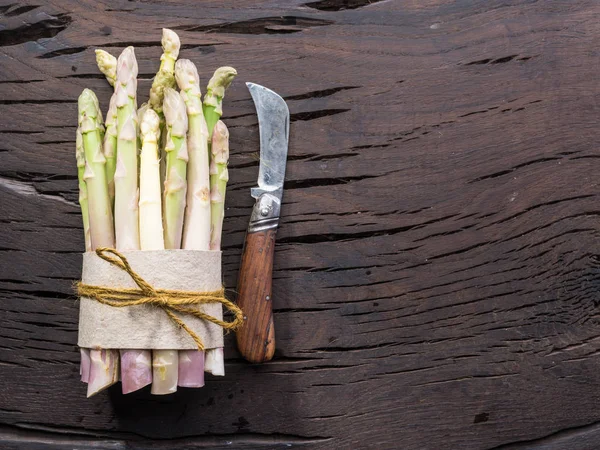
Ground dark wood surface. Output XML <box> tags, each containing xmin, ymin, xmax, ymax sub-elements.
<box><xmin>1</xmin><ymin>0</ymin><xmax>599</xmax><ymax>448</ymax></box>
<box><xmin>237</xmin><ymin>227</ymin><xmax>277</xmax><ymax>363</ymax></box>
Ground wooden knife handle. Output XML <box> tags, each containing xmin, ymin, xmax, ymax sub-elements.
<box><xmin>236</xmin><ymin>227</ymin><xmax>277</xmax><ymax>363</ymax></box>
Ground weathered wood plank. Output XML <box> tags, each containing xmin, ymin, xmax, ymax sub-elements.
<box><xmin>1</xmin><ymin>0</ymin><xmax>600</xmax><ymax>449</ymax></box>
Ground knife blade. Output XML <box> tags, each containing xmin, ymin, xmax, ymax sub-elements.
<box><xmin>235</xmin><ymin>83</ymin><xmax>289</xmax><ymax>363</ymax></box>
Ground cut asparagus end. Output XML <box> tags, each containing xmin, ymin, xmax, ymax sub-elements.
<box><xmin>151</xmin><ymin>350</ymin><xmax>178</xmax><ymax>395</ymax></box>
<box><xmin>204</xmin><ymin>348</ymin><xmax>225</xmax><ymax>376</ymax></box>
<box><xmin>120</xmin><ymin>349</ymin><xmax>152</xmax><ymax>394</ymax></box>
<box><xmin>87</xmin><ymin>349</ymin><xmax>119</xmax><ymax>397</ymax></box>
<box><xmin>178</xmin><ymin>350</ymin><xmax>205</xmax><ymax>388</ymax></box>
<box><xmin>80</xmin><ymin>348</ymin><xmax>91</xmax><ymax>383</ymax></box>
<box><xmin>95</xmin><ymin>49</ymin><xmax>117</xmax><ymax>86</ymax></box>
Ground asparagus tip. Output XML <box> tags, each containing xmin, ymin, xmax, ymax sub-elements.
<box><xmin>206</xmin><ymin>66</ymin><xmax>237</xmax><ymax>94</ymax></box>
<box><xmin>163</xmin><ymin>87</ymin><xmax>188</xmax><ymax>135</ymax></box>
<box><xmin>174</xmin><ymin>59</ymin><xmax>200</xmax><ymax>94</ymax></box>
<box><xmin>116</xmin><ymin>46</ymin><xmax>138</xmax><ymax>85</ymax></box>
<box><xmin>78</xmin><ymin>89</ymin><xmax>102</xmax><ymax>131</ymax></box>
<box><xmin>162</xmin><ymin>28</ymin><xmax>181</xmax><ymax>58</ymax></box>
<box><xmin>140</xmin><ymin>108</ymin><xmax>161</xmax><ymax>143</ymax></box>
<box><xmin>95</xmin><ymin>49</ymin><xmax>117</xmax><ymax>86</ymax></box>
<box><xmin>203</xmin><ymin>67</ymin><xmax>237</xmax><ymax>118</ymax></box>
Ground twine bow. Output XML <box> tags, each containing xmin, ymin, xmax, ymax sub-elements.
<box><xmin>76</xmin><ymin>247</ymin><xmax>244</xmax><ymax>351</ymax></box>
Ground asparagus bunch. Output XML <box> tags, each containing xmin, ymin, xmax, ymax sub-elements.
<box><xmin>78</xmin><ymin>29</ymin><xmax>238</xmax><ymax>395</ymax></box>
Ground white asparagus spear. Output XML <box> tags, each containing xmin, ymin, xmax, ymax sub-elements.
<box><xmin>151</xmin><ymin>87</ymin><xmax>188</xmax><ymax>395</ymax></box>
<box><xmin>112</xmin><ymin>47</ymin><xmax>154</xmax><ymax>394</ymax></box>
<box><xmin>120</xmin><ymin>108</ymin><xmax>166</xmax><ymax>394</ymax></box>
<box><xmin>139</xmin><ymin>109</ymin><xmax>164</xmax><ymax>251</ymax></box>
<box><xmin>175</xmin><ymin>59</ymin><xmax>209</xmax><ymax>386</ymax></box>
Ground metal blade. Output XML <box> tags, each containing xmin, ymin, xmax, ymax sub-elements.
<box><xmin>247</xmin><ymin>82</ymin><xmax>289</xmax><ymax>201</ymax></box>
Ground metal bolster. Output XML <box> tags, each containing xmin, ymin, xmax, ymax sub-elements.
<box><xmin>248</xmin><ymin>193</ymin><xmax>281</xmax><ymax>233</ymax></box>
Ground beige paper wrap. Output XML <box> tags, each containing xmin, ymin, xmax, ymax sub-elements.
<box><xmin>77</xmin><ymin>250</ymin><xmax>224</xmax><ymax>350</ymax></box>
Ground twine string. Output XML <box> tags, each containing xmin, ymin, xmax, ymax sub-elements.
<box><xmin>76</xmin><ymin>247</ymin><xmax>244</xmax><ymax>351</ymax></box>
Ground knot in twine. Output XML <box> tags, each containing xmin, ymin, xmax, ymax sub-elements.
<box><xmin>76</xmin><ymin>247</ymin><xmax>244</xmax><ymax>351</ymax></box>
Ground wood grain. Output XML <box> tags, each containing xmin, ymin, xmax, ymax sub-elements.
<box><xmin>1</xmin><ymin>0</ymin><xmax>600</xmax><ymax>449</ymax></box>
<box><xmin>236</xmin><ymin>228</ymin><xmax>277</xmax><ymax>363</ymax></box>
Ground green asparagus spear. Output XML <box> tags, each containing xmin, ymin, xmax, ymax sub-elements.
<box><xmin>103</xmin><ymin>94</ymin><xmax>118</xmax><ymax>206</ymax></box>
<box><xmin>78</xmin><ymin>89</ymin><xmax>114</xmax><ymax>250</ymax></box>
<box><xmin>175</xmin><ymin>59</ymin><xmax>211</xmax><ymax>251</ymax></box>
<box><xmin>202</xmin><ymin>67</ymin><xmax>235</xmax><ymax>376</ymax></box>
<box><xmin>162</xmin><ymin>87</ymin><xmax>188</xmax><ymax>250</ymax></box>
<box><xmin>149</xmin><ymin>29</ymin><xmax>180</xmax><ymax>117</ymax></box>
<box><xmin>209</xmin><ymin>120</ymin><xmax>229</xmax><ymax>251</ymax></box>
<box><xmin>149</xmin><ymin>29</ymin><xmax>181</xmax><ymax>192</ymax></box>
<box><xmin>76</xmin><ymin>128</ymin><xmax>91</xmax><ymax>252</ymax></box>
<box><xmin>203</xmin><ymin>66</ymin><xmax>237</xmax><ymax>138</ymax></box>
<box><xmin>78</xmin><ymin>88</ymin><xmax>119</xmax><ymax>396</ymax></box>
<box><xmin>114</xmin><ymin>46</ymin><xmax>140</xmax><ymax>251</ymax></box>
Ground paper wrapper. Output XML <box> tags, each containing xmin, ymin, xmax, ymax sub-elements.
<box><xmin>77</xmin><ymin>250</ymin><xmax>224</xmax><ymax>350</ymax></box>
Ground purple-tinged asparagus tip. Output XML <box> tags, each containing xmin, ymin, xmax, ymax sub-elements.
<box><xmin>178</xmin><ymin>350</ymin><xmax>205</xmax><ymax>388</ymax></box>
<box><xmin>120</xmin><ymin>349</ymin><xmax>152</xmax><ymax>394</ymax></box>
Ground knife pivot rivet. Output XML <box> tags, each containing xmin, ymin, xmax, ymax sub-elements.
<box><xmin>260</xmin><ymin>207</ymin><xmax>269</xmax><ymax>216</ymax></box>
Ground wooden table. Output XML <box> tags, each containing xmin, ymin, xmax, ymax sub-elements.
<box><xmin>1</xmin><ymin>1</ymin><xmax>599</xmax><ymax>448</ymax></box>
